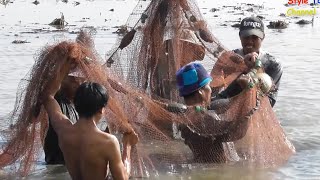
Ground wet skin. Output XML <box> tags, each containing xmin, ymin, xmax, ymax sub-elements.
<box><xmin>200</xmin><ymin>84</ymin><xmax>212</xmax><ymax>106</ymax></box>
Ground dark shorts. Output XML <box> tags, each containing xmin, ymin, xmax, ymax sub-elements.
<box><xmin>43</xmin><ymin>120</ymin><xmax>65</xmax><ymax>165</ymax></box>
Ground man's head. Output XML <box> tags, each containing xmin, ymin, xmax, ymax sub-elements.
<box><xmin>60</xmin><ymin>69</ymin><xmax>86</xmax><ymax>102</ymax></box>
<box><xmin>61</xmin><ymin>75</ymin><xmax>85</xmax><ymax>102</ymax></box>
<box><xmin>176</xmin><ymin>62</ymin><xmax>212</xmax><ymax>105</ymax></box>
<box><xmin>74</xmin><ymin>82</ymin><xmax>109</xmax><ymax>118</ymax></box>
<box><xmin>239</xmin><ymin>16</ymin><xmax>264</xmax><ymax>55</ymax></box>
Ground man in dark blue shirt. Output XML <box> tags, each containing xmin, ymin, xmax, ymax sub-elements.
<box><xmin>216</xmin><ymin>16</ymin><xmax>282</xmax><ymax>107</ymax></box>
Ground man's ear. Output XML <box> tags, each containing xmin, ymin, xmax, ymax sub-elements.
<box><xmin>98</xmin><ymin>107</ymin><xmax>105</xmax><ymax>114</ymax></box>
<box><xmin>198</xmin><ymin>89</ymin><xmax>205</xmax><ymax>101</ymax></box>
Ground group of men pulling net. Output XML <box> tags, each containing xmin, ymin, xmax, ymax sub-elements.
<box><xmin>0</xmin><ymin>0</ymin><xmax>295</xmax><ymax>178</ymax></box>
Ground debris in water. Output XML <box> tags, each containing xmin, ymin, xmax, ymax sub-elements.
<box><xmin>113</xmin><ymin>25</ymin><xmax>129</xmax><ymax>35</ymax></box>
<box><xmin>73</xmin><ymin>1</ymin><xmax>80</xmax><ymax>6</ymax></box>
<box><xmin>32</xmin><ymin>0</ymin><xmax>39</xmax><ymax>5</ymax></box>
<box><xmin>0</xmin><ymin>0</ymin><xmax>10</xmax><ymax>6</ymax></box>
<box><xmin>49</xmin><ymin>12</ymin><xmax>68</xmax><ymax>29</ymax></box>
<box><xmin>296</xmin><ymin>19</ymin><xmax>313</xmax><ymax>25</ymax></box>
<box><xmin>12</xmin><ymin>40</ymin><xmax>30</xmax><ymax>44</ymax></box>
<box><xmin>231</xmin><ymin>23</ymin><xmax>241</xmax><ymax>28</ymax></box>
<box><xmin>267</xmin><ymin>20</ymin><xmax>288</xmax><ymax>29</ymax></box>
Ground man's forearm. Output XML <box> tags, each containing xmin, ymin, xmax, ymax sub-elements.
<box><xmin>122</xmin><ymin>144</ymin><xmax>131</xmax><ymax>177</ymax></box>
<box><xmin>215</xmin><ymin>79</ymin><xmax>242</xmax><ymax>99</ymax></box>
<box><xmin>42</xmin><ymin>95</ymin><xmax>64</xmax><ymax>124</ymax></box>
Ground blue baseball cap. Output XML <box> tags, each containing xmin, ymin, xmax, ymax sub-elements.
<box><xmin>176</xmin><ymin>62</ymin><xmax>212</xmax><ymax>96</ymax></box>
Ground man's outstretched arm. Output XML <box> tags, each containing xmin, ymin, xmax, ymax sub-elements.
<box><xmin>42</xmin><ymin>58</ymin><xmax>73</xmax><ymax>134</ymax></box>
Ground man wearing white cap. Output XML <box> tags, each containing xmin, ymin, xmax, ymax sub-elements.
<box><xmin>43</xmin><ymin>72</ymin><xmax>84</xmax><ymax>164</ymax></box>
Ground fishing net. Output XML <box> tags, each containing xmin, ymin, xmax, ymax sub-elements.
<box><xmin>0</xmin><ymin>0</ymin><xmax>295</xmax><ymax>178</ymax></box>
<box><xmin>105</xmin><ymin>0</ymin><xmax>225</xmax><ymax>102</ymax></box>
<box><xmin>0</xmin><ymin>30</ymin><xmax>248</xmax><ymax>177</ymax></box>
<box><xmin>105</xmin><ymin>0</ymin><xmax>295</xmax><ymax>174</ymax></box>
<box><xmin>210</xmin><ymin>51</ymin><xmax>296</xmax><ymax>167</ymax></box>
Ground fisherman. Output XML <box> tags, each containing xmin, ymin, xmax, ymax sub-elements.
<box><xmin>42</xmin><ymin>56</ymin><xmax>138</xmax><ymax>180</ymax></box>
<box><xmin>166</xmin><ymin>62</ymin><xmax>255</xmax><ymax>163</ymax></box>
<box><xmin>43</xmin><ymin>72</ymin><xmax>84</xmax><ymax>164</ymax></box>
<box><xmin>215</xmin><ymin>16</ymin><xmax>282</xmax><ymax>107</ymax></box>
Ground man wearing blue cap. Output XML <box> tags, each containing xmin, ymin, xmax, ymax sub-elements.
<box><xmin>217</xmin><ymin>16</ymin><xmax>282</xmax><ymax>107</ymax></box>
<box><xmin>176</xmin><ymin>62</ymin><xmax>213</xmax><ymax>106</ymax></box>
<box><xmin>169</xmin><ymin>62</ymin><xmax>252</xmax><ymax>163</ymax></box>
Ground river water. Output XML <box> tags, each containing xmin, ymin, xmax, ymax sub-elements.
<box><xmin>0</xmin><ymin>0</ymin><xmax>319</xmax><ymax>179</ymax></box>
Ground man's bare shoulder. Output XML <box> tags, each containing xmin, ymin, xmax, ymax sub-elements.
<box><xmin>53</xmin><ymin>116</ymin><xmax>73</xmax><ymax>135</ymax></box>
<box><xmin>99</xmin><ymin>131</ymin><xmax>119</xmax><ymax>145</ymax></box>
<box><xmin>96</xmin><ymin>131</ymin><xmax>121</xmax><ymax>158</ymax></box>
<box><xmin>60</xmin><ymin>129</ymin><xmax>121</xmax><ymax>161</ymax></box>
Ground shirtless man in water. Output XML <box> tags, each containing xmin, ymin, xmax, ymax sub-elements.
<box><xmin>42</xmin><ymin>59</ymin><xmax>138</xmax><ymax>180</ymax></box>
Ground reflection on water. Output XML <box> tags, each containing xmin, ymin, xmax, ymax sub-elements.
<box><xmin>26</xmin><ymin>165</ymin><xmax>69</xmax><ymax>180</ymax></box>
<box><xmin>0</xmin><ymin>0</ymin><xmax>320</xmax><ymax>179</ymax></box>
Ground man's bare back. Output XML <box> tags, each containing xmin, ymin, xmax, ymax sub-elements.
<box><xmin>56</xmin><ymin>119</ymin><xmax>126</xmax><ymax>180</ymax></box>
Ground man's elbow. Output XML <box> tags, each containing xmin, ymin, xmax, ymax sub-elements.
<box><xmin>269</xmin><ymin>98</ymin><xmax>276</xmax><ymax>107</ymax></box>
<box><xmin>267</xmin><ymin>93</ymin><xmax>277</xmax><ymax>107</ymax></box>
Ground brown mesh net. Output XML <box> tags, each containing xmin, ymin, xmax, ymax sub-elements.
<box><xmin>105</xmin><ymin>0</ymin><xmax>295</xmax><ymax>174</ymax></box>
<box><xmin>210</xmin><ymin>51</ymin><xmax>295</xmax><ymax>167</ymax></box>
<box><xmin>105</xmin><ymin>0</ymin><xmax>225</xmax><ymax>102</ymax></box>
<box><xmin>0</xmin><ymin>0</ymin><xmax>295</xmax><ymax>178</ymax></box>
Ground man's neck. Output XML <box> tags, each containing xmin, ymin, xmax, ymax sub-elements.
<box><xmin>77</xmin><ymin>116</ymin><xmax>100</xmax><ymax>128</ymax></box>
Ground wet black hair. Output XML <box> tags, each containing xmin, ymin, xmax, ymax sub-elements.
<box><xmin>74</xmin><ymin>82</ymin><xmax>109</xmax><ymax>118</ymax></box>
